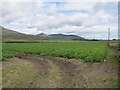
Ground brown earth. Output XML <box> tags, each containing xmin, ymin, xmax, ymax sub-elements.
<box><xmin>2</xmin><ymin>54</ymin><xmax>118</xmax><ymax>88</ymax></box>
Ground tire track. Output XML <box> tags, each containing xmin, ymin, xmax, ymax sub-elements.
<box><xmin>15</xmin><ymin>54</ymin><xmax>50</xmax><ymax>88</ymax></box>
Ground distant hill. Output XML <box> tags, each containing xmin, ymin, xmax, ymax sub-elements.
<box><xmin>36</xmin><ymin>33</ymin><xmax>85</xmax><ymax>40</ymax></box>
<box><xmin>36</xmin><ymin>33</ymin><xmax>46</xmax><ymax>36</ymax></box>
<box><xmin>49</xmin><ymin>33</ymin><xmax>78</xmax><ymax>37</ymax></box>
<box><xmin>49</xmin><ymin>33</ymin><xmax>85</xmax><ymax>40</ymax></box>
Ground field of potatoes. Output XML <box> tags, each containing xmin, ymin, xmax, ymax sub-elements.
<box><xmin>2</xmin><ymin>42</ymin><xmax>108</xmax><ymax>62</ymax></box>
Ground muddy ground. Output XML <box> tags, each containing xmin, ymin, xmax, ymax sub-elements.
<box><xmin>2</xmin><ymin>54</ymin><xmax>118</xmax><ymax>88</ymax></box>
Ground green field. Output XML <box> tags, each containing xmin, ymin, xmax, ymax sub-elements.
<box><xmin>2</xmin><ymin>42</ymin><xmax>109</xmax><ymax>62</ymax></box>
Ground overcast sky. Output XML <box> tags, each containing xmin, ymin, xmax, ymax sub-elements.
<box><xmin>0</xmin><ymin>0</ymin><xmax>118</xmax><ymax>39</ymax></box>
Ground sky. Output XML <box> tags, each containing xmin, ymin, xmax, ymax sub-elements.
<box><xmin>0</xmin><ymin>0</ymin><xmax>119</xmax><ymax>39</ymax></box>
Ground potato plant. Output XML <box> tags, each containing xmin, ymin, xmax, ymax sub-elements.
<box><xmin>2</xmin><ymin>42</ymin><xmax>107</xmax><ymax>62</ymax></box>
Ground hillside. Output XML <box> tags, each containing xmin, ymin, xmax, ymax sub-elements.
<box><xmin>1</xmin><ymin>27</ymin><xmax>50</xmax><ymax>42</ymax></box>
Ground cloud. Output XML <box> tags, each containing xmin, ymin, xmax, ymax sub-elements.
<box><xmin>42</xmin><ymin>4</ymin><xmax>57</xmax><ymax>15</ymax></box>
<box><xmin>93</xmin><ymin>2</ymin><xmax>117</xmax><ymax>12</ymax></box>
<box><xmin>1</xmin><ymin>1</ymin><xmax>44</xmax><ymax>24</ymax></box>
<box><xmin>1</xmin><ymin>1</ymin><xmax>118</xmax><ymax>39</ymax></box>
<box><xmin>59</xmin><ymin>2</ymin><xmax>96</xmax><ymax>11</ymax></box>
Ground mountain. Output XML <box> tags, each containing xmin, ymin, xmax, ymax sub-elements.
<box><xmin>49</xmin><ymin>34</ymin><xmax>66</xmax><ymax>37</ymax></box>
<box><xmin>49</xmin><ymin>33</ymin><xmax>85</xmax><ymax>40</ymax></box>
<box><xmin>49</xmin><ymin>33</ymin><xmax>82</xmax><ymax>37</ymax></box>
<box><xmin>36</xmin><ymin>33</ymin><xmax>46</xmax><ymax>36</ymax></box>
<box><xmin>36</xmin><ymin>33</ymin><xmax>85</xmax><ymax>40</ymax></box>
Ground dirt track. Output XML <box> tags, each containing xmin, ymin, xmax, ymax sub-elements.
<box><xmin>2</xmin><ymin>54</ymin><xmax>118</xmax><ymax>88</ymax></box>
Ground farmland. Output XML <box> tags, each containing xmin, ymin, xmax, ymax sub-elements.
<box><xmin>2</xmin><ymin>42</ymin><xmax>108</xmax><ymax>62</ymax></box>
<box><xmin>2</xmin><ymin>42</ymin><xmax>118</xmax><ymax>88</ymax></box>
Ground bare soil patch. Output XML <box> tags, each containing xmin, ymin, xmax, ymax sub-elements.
<box><xmin>2</xmin><ymin>54</ymin><xmax>118</xmax><ymax>88</ymax></box>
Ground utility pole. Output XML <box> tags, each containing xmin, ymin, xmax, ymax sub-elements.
<box><xmin>108</xmin><ymin>28</ymin><xmax>110</xmax><ymax>40</ymax></box>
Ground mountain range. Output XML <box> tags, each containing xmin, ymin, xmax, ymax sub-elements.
<box><xmin>1</xmin><ymin>27</ymin><xmax>85</xmax><ymax>42</ymax></box>
<box><xmin>36</xmin><ymin>33</ymin><xmax>84</xmax><ymax>40</ymax></box>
